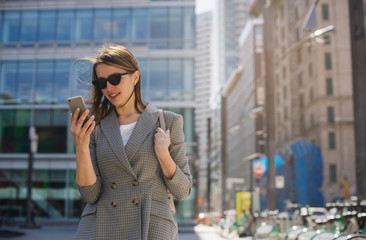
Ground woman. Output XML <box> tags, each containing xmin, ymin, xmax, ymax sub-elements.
<box><xmin>70</xmin><ymin>45</ymin><xmax>192</xmax><ymax>239</ymax></box>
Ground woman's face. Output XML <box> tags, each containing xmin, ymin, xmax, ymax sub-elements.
<box><xmin>95</xmin><ymin>64</ymin><xmax>139</xmax><ymax>107</ymax></box>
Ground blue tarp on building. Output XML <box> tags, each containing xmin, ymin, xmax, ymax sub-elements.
<box><xmin>290</xmin><ymin>140</ymin><xmax>324</xmax><ymax>208</ymax></box>
<box><xmin>254</xmin><ymin>140</ymin><xmax>324</xmax><ymax>211</ymax></box>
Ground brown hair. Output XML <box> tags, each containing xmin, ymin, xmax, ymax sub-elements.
<box><xmin>84</xmin><ymin>44</ymin><xmax>146</xmax><ymax>124</ymax></box>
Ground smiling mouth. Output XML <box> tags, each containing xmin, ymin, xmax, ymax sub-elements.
<box><xmin>109</xmin><ymin>92</ymin><xmax>120</xmax><ymax>99</ymax></box>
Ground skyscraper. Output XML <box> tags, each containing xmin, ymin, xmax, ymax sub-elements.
<box><xmin>216</xmin><ymin>0</ymin><xmax>252</xmax><ymax>84</ymax></box>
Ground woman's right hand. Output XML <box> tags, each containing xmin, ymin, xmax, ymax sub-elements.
<box><xmin>69</xmin><ymin>108</ymin><xmax>95</xmax><ymax>150</ymax></box>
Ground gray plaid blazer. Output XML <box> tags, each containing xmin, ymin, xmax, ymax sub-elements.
<box><xmin>74</xmin><ymin>103</ymin><xmax>192</xmax><ymax>240</ymax></box>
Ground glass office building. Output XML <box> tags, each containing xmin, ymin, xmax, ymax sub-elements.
<box><xmin>0</xmin><ymin>0</ymin><xmax>196</xmax><ymax>220</ymax></box>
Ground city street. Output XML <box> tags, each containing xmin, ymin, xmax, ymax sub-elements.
<box><xmin>1</xmin><ymin>1</ymin><xmax>365</xmax><ymax>240</ymax></box>
<box><xmin>0</xmin><ymin>223</ymin><xmax>252</xmax><ymax>240</ymax></box>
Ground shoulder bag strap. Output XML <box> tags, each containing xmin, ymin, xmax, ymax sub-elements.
<box><xmin>158</xmin><ymin>109</ymin><xmax>166</xmax><ymax>131</ymax></box>
<box><xmin>157</xmin><ymin>109</ymin><xmax>176</xmax><ymax>214</ymax></box>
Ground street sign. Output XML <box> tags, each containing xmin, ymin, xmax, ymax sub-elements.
<box><xmin>252</xmin><ymin>162</ymin><xmax>265</xmax><ymax>178</ymax></box>
<box><xmin>275</xmin><ymin>176</ymin><xmax>285</xmax><ymax>189</ymax></box>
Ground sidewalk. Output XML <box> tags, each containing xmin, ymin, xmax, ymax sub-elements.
<box><xmin>0</xmin><ymin>220</ymin><xmax>196</xmax><ymax>239</ymax></box>
<box><xmin>0</xmin><ymin>222</ymin><xmax>254</xmax><ymax>240</ymax></box>
<box><xmin>0</xmin><ymin>225</ymin><xmax>77</xmax><ymax>240</ymax></box>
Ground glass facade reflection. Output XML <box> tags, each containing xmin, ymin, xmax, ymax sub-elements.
<box><xmin>0</xmin><ymin>1</ymin><xmax>196</xmax><ymax>221</ymax></box>
<box><xmin>0</xmin><ymin>59</ymin><xmax>194</xmax><ymax>104</ymax></box>
<box><xmin>0</xmin><ymin>109</ymin><xmax>69</xmax><ymax>153</ymax></box>
<box><xmin>0</xmin><ymin>7</ymin><xmax>195</xmax><ymax>49</ymax></box>
<box><xmin>0</xmin><ymin>107</ymin><xmax>193</xmax><ymax>154</ymax></box>
<box><xmin>56</xmin><ymin>10</ymin><xmax>74</xmax><ymax>42</ymax></box>
<box><xmin>0</xmin><ymin>109</ymin><xmax>30</xmax><ymax>153</ymax></box>
<box><xmin>0</xmin><ymin>169</ymin><xmax>81</xmax><ymax>219</ymax></box>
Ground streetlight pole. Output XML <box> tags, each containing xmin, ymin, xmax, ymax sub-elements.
<box><xmin>21</xmin><ymin>126</ymin><xmax>39</xmax><ymax>228</ymax></box>
<box><xmin>263</xmin><ymin>3</ymin><xmax>277</xmax><ymax>211</ymax></box>
<box><xmin>244</xmin><ymin>152</ymin><xmax>265</xmax><ymax>214</ymax></box>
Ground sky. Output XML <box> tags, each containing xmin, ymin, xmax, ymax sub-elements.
<box><xmin>195</xmin><ymin>0</ymin><xmax>214</xmax><ymax>14</ymax></box>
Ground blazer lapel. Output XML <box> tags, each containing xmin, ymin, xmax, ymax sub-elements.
<box><xmin>100</xmin><ymin>109</ymin><xmax>136</xmax><ymax>178</ymax></box>
<box><xmin>125</xmin><ymin>103</ymin><xmax>159</xmax><ymax>160</ymax></box>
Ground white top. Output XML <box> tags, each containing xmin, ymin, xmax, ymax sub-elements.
<box><xmin>119</xmin><ymin>122</ymin><xmax>137</xmax><ymax>147</ymax></box>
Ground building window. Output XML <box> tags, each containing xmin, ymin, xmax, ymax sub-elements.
<box><xmin>328</xmin><ymin>132</ymin><xmax>336</xmax><ymax>149</ymax></box>
<box><xmin>297</xmin><ymin>48</ymin><xmax>302</xmax><ymax>63</ymax></box>
<box><xmin>2</xmin><ymin>11</ymin><xmax>21</xmax><ymax>42</ymax></box>
<box><xmin>74</xmin><ymin>9</ymin><xmax>93</xmax><ymax>41</ymax></box>
<box><xmin>0</xmin><ymin>109</ymin><xmax>68</xmax><ymax>153</ymax></box>
<box><xmin>325</xmin><ymin>53</ymin><xmax>332</xmax><ymax>70</ymax></box>
<box><xmin>20</xmin><ymin>11</ymin><xmax>38</xmax><ymax>42</ymax></box>
<box><xmin>39</xmin><ymin>10</ymin><xmax>56</xmax><ymax>41</ymax></box>
<box><xmin>310</xmin><ymin>87</ymin><xmax>314</xmax><ymax>101</ymax></box>
<box><xmin>295</xmin><ymin>5</ymin><xmax>301</xmax><ymax>20</ymax></box>
<box><xmin>285</xmin><ymin>106</ymin><xmax>288</xmax><ymax>120</ymax></box>
<box><xmin>34</xmin><ymin>109</ymin><xmax>68</xmax><ymax>153</ymax></box>
<box><xmin>148</xmin><ymin>59</ymin><xmax>194</xmax><ymax>101</ymax></box>
<box><xmin>330</xmin><ymin>164</ymin><xmax>337</xmax><ymax>183</ymax></box>
<box><xmin>111</xmin><ymin>8</ymin><xmax>130</xmax><ymax>41</ymax></box>
<box><xmin>299</xmin><ymin>94</ymin><xmax>304</xmax><ymax>108</ymax></box>
<box><xmin>322</xmin><ymin>4</ymin><xmax>329</xmax><ymax>21</ymax></box>
<box><xmin>327</xmin><ymin>106</ymin><xmax>335</xmax><ymax>123</ymax></box>
<box><xmin>323</xmin><ymin>35</ymin><xmax>331</xmax><ymax>44</ymax></box>
<box><xmin>298</xmin><ymin>72</ymin><xmax>303</xmax><ymax>86</ymax></box>
<box><xmin>326</xmin><ymin>78</ymin><xmax>333</xmax><ymax>95</ymax></box>
<box><xmin>0</xmin><ymin>62</ymin><xmax>34</xmax><ymax>103</ymax></box>
<box><xmin>308</xmin><ymin>63</ymin><xmax>312</xmax><ymax>76</ymax></box>
<box><xmin>0</xmin><ymin>109</ymin><xmax>31</xmax><ymax>153</ymax></box>
<box><xmin>94</xmin><ymin>9</ymin><xmax>112</xmax><ymax>41</ymax></box>
<box><xmin>56</xmin><ymin>10</ymin><xmax>74</xmax><ymax>41</ymax></box>
<box><xmin>36</xmin><ymin>61</ymin><xmax>54</xmax><ymax>103</ymax></box>
<box><xmin>150</xmin><ymin>7</ymin><xmax>193</xmax><ymax>49</ymax></box>
<box><xmin>131</xmin><ymin>8</ymin><xmax>149</xmax><ymax>41</ymax></box>
<box><xmin>276</xmin><ymin>74</ymin><xmax>280</xmax><ymax>85</ymax></box>
<box><xmin>34</xmin><ymin>61</ymin><xmax>73</xmax><ymax>104</ymax></box>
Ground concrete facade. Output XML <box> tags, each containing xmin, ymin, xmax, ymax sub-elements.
<box><xmin>221</xmin><ymin>18</ymin><xmax>264</xmax><ymax>210</ymax></box>
<box><xmin>195</xmin><ymin>11</ymin><xmax>214</xmax><ymax>213</ymax></box>
<box><xmin>267</xmin><ymin>0</ymin><xmax>356</xmax><ymax>202</ymax></box>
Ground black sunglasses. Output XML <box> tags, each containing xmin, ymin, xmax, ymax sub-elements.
<box><xmin>92</xmin><ymin>71</ymin><xmax>134</xmax><ymax>89</ymax></box>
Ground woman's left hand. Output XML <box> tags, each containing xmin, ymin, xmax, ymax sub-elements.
<box><xmin>154</xmin><ymin>128</ymin><xmax>176</xmax><ymax>179</ymax></box>
<box><xmin>154</xmin><ymin>128</ymin><xmax>171</xmax><ymax>158</ymax></box>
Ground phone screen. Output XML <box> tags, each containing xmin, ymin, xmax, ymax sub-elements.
<box><xmin>67</xmin><ymin>96</ymin><xmax>90</xmax><ymax>124</ymax></box>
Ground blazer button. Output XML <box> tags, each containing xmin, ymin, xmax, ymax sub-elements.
<box><xmin>132</xmin><ymin>180</ymin><xmax>139</xmax><ymax>186</ymax></box>
<box><xmin>111</xmin><ymin>182</ymin><xmax>117</xmax><ymax>189</ymax></box>
<box><xmin>132</xmin><ymin>199</ymin><xmax>139</xmax><ymax>206</ymax></box>
<box><xmin>111</xmin><ymin>201</ymin><xmax>118</xmax><ymax>207</ymax></box>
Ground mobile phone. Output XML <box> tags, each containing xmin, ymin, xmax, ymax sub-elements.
<box><xmin>67</xmin><ymin>96</ymin><xmax>90</xmax><ymax>124</ymax></box>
